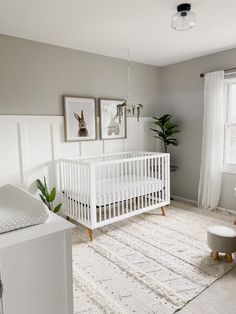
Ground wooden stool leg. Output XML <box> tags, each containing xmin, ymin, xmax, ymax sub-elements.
<box><xmin>212</xmin><ymin>251</ymin><xmax>219</xmax><ymax>261</ymax></box>
<box><xmin>225</xmin><ymin>253</ymin><xmax>233</xmax><ymax>263</ymax></box>
<box><xmin>87</xmin><ymin>229</ymin><xmax>93</xmax><ymax>241</ymax></box>
<box><xmin>160</xmin><ymin>206</ymin><xmax>165</xmax><ymax>216</ymax></box>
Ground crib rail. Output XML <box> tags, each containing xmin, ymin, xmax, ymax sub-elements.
<box><xmin>59</xmin><ymin>152</ymin><xmax>170</xmax><ymax>229</ymax></box>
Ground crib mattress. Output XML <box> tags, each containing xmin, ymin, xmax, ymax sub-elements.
<box><xmin>63</xmin><ymin>175</ymin><xmax>165</xmax><ymax>207</ymax></box>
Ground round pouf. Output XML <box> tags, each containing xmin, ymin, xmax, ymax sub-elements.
<box><xmin>207</xmin><ymin>225</ymin><xmax>236</xmax><ymax>263</ymax></box>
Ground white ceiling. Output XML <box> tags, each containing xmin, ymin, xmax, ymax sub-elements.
<box><xmin>1</xmin><ymin>0</ymin><xmax>236</xmax><ymax>66</ymax></box>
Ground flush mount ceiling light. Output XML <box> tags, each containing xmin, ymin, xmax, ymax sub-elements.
<box><xmin>171</xmin><ymin>3</ymin><xmax>196</xmax><ymax>31</ymax></box>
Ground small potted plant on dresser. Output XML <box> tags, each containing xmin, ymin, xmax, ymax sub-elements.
<box><xmin>151</xmin><ymin>114</ymin><xmax>180</xmax><ymax>172</ymax></box>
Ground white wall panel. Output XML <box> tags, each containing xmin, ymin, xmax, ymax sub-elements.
<box><xmin>0</xmin><ymin>123</ymin><xmax>21</xmax><ymax>186</ymax></box>
<box><xmin>124</xmin><ymin>118</ymin><xmax>142</xmax><ymax>151</ymax></box>
<box><xmin>0</xmin><ymin>116</ymin><xmax>155</xmax><ymax>192</ymax></box>
<box><xmin>27</xmin><ymin>122</ymin><xmax>53</xmax><ymax>194</ymax></box>
<box><xmin>55</xmin><ymin>122</ymin><xmax>80</xmax><ymax>159</ymax></box>
<box><xmin>103</xmin><ymin>139</ymin><xmax>124</xmax><ymax>154</ymax></box>
<box><xmin>140</xmin><ymin>119</ymin><xmax>154</xmax><ymax>151</ymax></box>
<box><xmin>80</xmin><ymin>140</ymin><xmax>103</xmax><ymax>156</ymax></box>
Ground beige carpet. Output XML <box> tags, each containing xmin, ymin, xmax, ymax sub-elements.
<box><xmin>72</xmin><ymin>201</ymin><xmax>236</xmax><ymax>314</ymax></box>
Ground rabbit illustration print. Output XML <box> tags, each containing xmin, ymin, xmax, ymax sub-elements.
<box><xmin>74</xmin><ymin>110</ymin><xmax>88</xmax><ymax>137</ymax></box>
<box><xmin>64</xmin><ymin>96</ymin><xmax>96</xmax><ymax>141</ymax></box>
<box><xmin>100</xmin><ymin>99</ymin><xmax>127</xmax><ymax>140</ymax></box>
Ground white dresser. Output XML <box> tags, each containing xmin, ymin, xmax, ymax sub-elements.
<box><xmin>0</xmin><ymin>212</ymin><xmax>74</xmax><ymax>314</ymax></box>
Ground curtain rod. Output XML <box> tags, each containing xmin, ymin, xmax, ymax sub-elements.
<box><xmin>200</xmin><ymin>67</ymin><xmax>236</xmax><ymax>78</ymax></box>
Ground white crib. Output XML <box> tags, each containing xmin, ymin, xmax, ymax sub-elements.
<box><xmin>59</xmin><ymin>152</ymin><xmax>170</xmax><ymax>239</ymax></box>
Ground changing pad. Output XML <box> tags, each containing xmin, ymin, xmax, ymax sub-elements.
<box><xmin>0</xmin><ymin>184</ymin><xmax>49</xmax><ymax>234</ymax></box>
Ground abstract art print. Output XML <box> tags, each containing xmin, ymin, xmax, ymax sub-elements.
<box><xmin>99</xmin><ymin>99</ymin><xmax>127</xmax><ymax>140</ymax></box>
<box><xmin>63</xmin><ymin>96</ymin><xmax>96</xmax><ymax>141</ymax></box>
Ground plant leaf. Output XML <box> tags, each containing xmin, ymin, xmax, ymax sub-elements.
<box><xmin>43</xmin><ymin>177</ymin><xmax>50</xmax><ymax>202</ymax></box>
<box><xmin>39</xmin><ymin>194</ymin><xmax>46</xmax><ymax>205</ymax></box>
<box><xmin>153</xmin><ymin>121</ymin><xmax>164</xmax><ymax>129</ymax></box>
<box><xmin>160</xmin><ymin>114</ymin><xmax>172</xmax><ymax>124</ymax></box>
<box><xmin>164</xmin><ymin>121</ymin><xmax>177</xmax><ymax>130</ymax></box>
<box><xmin>53</xmin><ymin>203</ymin><xmax>62</xmax><ymax>213</ymax></box>
<box><xmin>49</xmin><ymin>187</ymin><xmax>56</xmax><ymax>202</ymax></box>
<box><xmin>37</xmin><ymin>179</ymin><xmax>45</xmax><ymax>195</ymax></box>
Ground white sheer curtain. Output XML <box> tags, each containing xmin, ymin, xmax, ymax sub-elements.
<box><xmin>198</xmin><ymin>71</ymin><xmax>225</xmax><ymax>209</ymax></box>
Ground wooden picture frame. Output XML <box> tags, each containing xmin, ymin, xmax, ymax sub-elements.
<box><xmin>99</xmin><ymin>98</ymin><xmax>127</xmax><ymax>140</ymax></box>
<box><xmin>63</xmin><ymin>96</ymin><xmax>97</xmax><ymax>142</ymax></box>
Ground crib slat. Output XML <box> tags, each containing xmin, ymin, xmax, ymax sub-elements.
<box><xmin>68</xmin><ymin>162</ymin><xmax>71</xmax><ymax>217</ymax></box>
<box><xmin>157</xmin><ymin>157</ymin><xmax>160</xmax><ymax>204</ymax></box>
<box><xmin>121</xmin><ymin>162</ymin><xmax>125</xmax><ymax>215</ymax></box>
<box><xmin>99</xmin><ymin>165</ymin><xmax>104</xmax><ymax>220</ymax></box>
<box><xmin>108</xmin><ymin>164</ymin><xmax>111</xmax><ymax>219</ymax></box>
<box><xmin>75</xmin><ymin>163</ymin><xmax>79</xmax><ymax>221</ymax></box>
<box><xmin>167</xmin><ymin>154</ymin><xmax>170</xmax><ymax>202</ymax></box>
<box><xmin>150</xmin><ymin>157</ymin><xmax>153</xmax><ymax>206</ymax></box>
<box><xmin>140</xmin><ymin>159</ymin><xmax>143</xmax><ymax>209</ymax></box>
<box><xmin>137</xmin><ymin>159</ymin><xmax>140</xmax><ymax>210</ymax></box>
<box><xmin>144</xmin><ymin>159</ymin><xmax>147</xmax><ymax>209</ymax></box>
<box><xmin>161</xmin><ymin>156</ymin><xmax>164</xmax><ymax>203</ymax></box>
<box><xmin>147</xmin><ymin>157</ymin><xmax>150</xmax><ymax>207</ymax></box>
<box><xmin>78</xmin><ymin>163</ymin><xmax>82</xmax><ymax>220</ymax></box>
<box><xmin>116</xmin><ymin>163</ymin><xmax>120</xmax><ymax>217</ymax></box>
<box><xmin>155</xmin><ymin>157</ymin><xmax>157</xmax><ymax>205</ymax></box>
<box><xmin>132</xmin><ymin>160</ymin><xmax>136</xmax><ymax>212</ymax></box>
<box><xmin>124</xmin><ymin>161</ymin><xmax>128</xmax><ymax>214</ymax></box>
<box><xmin>83</xmin><ymin>165</ymin><xmax>86</xmax><ymax>221</ymax></box>
<box><xmin>112</xmin><ymin>162</ymin><xmax>115</xmax><ymax>218</ymax></box>
<box><xmin>71</xmin><ymin>163</ymin><xmax>75</xmax><ymax>218</ymax></box>
<box><xmin>129</xmin><ymin>161</ymin><xmax>133</xmax><ymax>212</ymax></box>
<box><xmin>90</xmin><ymin>164</ymin><xmax>96</xmax><ymax>228</ymax></box>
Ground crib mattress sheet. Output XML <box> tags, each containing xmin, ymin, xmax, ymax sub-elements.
<box><xmin>63</xmin><ymin>175</ymin><xmax>165</xmax><ymax>206</ymax></box>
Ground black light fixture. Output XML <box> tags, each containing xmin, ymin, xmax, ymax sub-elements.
<box><xmin>171</xmin><ymin>3</ymin><xmax>196</xmax><ymax>31</ymax></box>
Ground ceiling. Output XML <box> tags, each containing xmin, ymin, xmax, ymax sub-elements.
<box><xmin>1</xmin><ymin>0</ymin><xmax>236</xmax><ymax>66</ymax></box>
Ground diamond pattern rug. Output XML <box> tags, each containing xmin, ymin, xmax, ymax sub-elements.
<box><xmin>72</xmin><ymin>201</ymin><xmax>236</xmax><ymax>314</ymax></box>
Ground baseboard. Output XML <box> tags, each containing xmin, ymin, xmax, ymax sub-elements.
<box><xmin>171</xmin><ymin>195</ymin><xmax>197</xmax><ymax>206</ymax></box>
<box><xmin>216</xmin><ymin>206</ymin><xmax>236</xmax><ymax>215</ymax></box>
<box><xmin>171</xmin><ymin>194</ymin><xmax>235</xmax><ymax>216</ymax></box>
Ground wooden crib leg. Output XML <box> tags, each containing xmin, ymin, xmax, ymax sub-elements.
<box><xmin>234</xmin><ymin>219</ymin><xmax>236</xmax><ymax>225</ymax></box>
<box><xmin>225</xmin><ymin>253</ymin><xmax>233</xmax><ymax>263</ymax></box>
<box><xmin>212</xmin><ymin>251</ymin><xmax>219</xmax><ymax>261</ymax></box>
<box><xmin>160</xmin><ymin>206</ymin><xmax>165</xmax><ymax>216</ymax></box>
<box><xmin>66</xmin><ymin>216</ymin><xmax>70</xmax><ymax>221</ymax></box>
<box><xmin>87</xmin><ymin>229</ymin><xmax>94</xmax><ymax>241</ymax></box>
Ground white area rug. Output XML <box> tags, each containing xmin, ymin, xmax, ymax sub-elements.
<box><xmin>72</xmin><ymin>201</ymin><xmax>236</xmax><ymax>314</ymax></box>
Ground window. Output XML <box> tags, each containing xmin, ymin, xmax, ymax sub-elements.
<box><xmin>224</xmin><ymin>79</ymin><xmax>236</xmax><ymax>172</ymax></box>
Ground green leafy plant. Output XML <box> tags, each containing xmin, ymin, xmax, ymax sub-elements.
<box><xmin>37</xmin><ymin>177</ymin><xmax>62</xmax><ymax>213</ymax></box>
<box><xmin>151</xmin><ymin>114</ymin><xmax>180</xmax><ymax>153</ymax></box>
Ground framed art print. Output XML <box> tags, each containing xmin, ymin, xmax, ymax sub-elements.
<box><xmin>63</xmin><ymin>96</ymin><xmax>96</xmax><ymax>141</ymax></box>
<box><xmin>99</xmin><ymin>98</ymin><xmax>127</xmax><ymax>140</ymax></box>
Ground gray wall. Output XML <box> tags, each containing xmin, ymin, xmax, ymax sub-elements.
<box><xmin>1</xmin><ymin>34</ymin><xmax>236</xmax><ymax>210</ymax></box>
<box><xmin>160</xmin><ymin>48</ymin><xmax>236</xmax><ymax>210</ymax></box>
<box><xmin>0</xmin><ymin>34</ymin><xmax>161</xmax><ymax>116</ymax></box>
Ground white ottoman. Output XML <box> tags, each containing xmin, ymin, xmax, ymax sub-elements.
<box><xmin>207</xmin><ymin>225</ymin><xmax>236</xmax><ymax>262</ymax></box>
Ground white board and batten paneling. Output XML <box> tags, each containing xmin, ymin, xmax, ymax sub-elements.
<box><xmin>0</xmin><ymin>115</ymin><xmax>159</xmax><ymax>193</ymax></box>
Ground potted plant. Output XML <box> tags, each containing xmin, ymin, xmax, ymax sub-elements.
<box><xmin>151</xmin><ymin>114</ymin><xmax>179</xmax><ymax>152</ymax></box>
<box><xmin>37</xmin><ymin>177</ymin><xmax>62</xmax><ymax>213</ymax></box>
<box><xmin>151</xmin><ymin>114</ymin><xmax>180</xmax><ymax>171</ymax></box>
